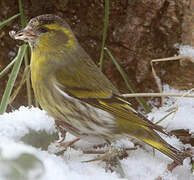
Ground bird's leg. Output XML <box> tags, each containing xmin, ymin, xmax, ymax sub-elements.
<box><xmin>55</xmin><ymin>120</ymin><xmax>80</xmax><ymax>148</ymax></box>
<box><xmin>59</xmin><ymin>138</ymin><xmax>80</xmax><ymax>148</ymax></box>
<box><xmin>48</xmin><ymin>121</ymin><xmax>80</xmax><ymax>154</ymax></box>
<box><xmin>55</xmin><ymin>123</ymin><xmax>66</xmax><ymax>143</ymax></box>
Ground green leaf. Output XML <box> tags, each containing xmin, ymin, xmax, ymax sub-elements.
<box><xmin>99</xmin><ymin>0</ymin><xmax>109</xmax><ymax>70</ymax></box>
<box><xmin>0</xmin><ymin>14</ymin><xmax>20</xmax><ymax>30</ymax></box>
<box><xmin>0</xmin><ymin>44</ymin><xmax>27</xmax><ymax>114</ymax></box>
<box><xmin>18</xmin><ymin>0</ymin><xmax>27</xmax><ymax>28</ymax></box>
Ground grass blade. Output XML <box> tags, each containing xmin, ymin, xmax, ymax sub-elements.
<box><xmin>99</xmin><ymin>0</ymin><xmax>109</xmax><ymax>70</ymax></box>
<box><xmin>8</xmin><ymin>65</ymin><xmax>30</xmax><ymax>105</ymax></box>
<box><xmin>18</xmin><ymin>0</ymin><xmax>32</xmax><ymax>106</ymax></box>
<box><xmin>104</xmin><ymin>47</ymin><xmax>151</xmax><ymax>113</ymax></box>
<box><xmin>0</xmin><ymin>14</ymin><xmax>20</xmax><ymax>30</ymax></box>
<box><xmin>0</xmin><ymin>44</ymin><xmax>27</xmax><ymax>114</ymax></box>
<box><xmin>0</xmin><ymin>59</ymin><xmax>17</xmax><ymax>79</ymax></box>
<box><xmin>155</xmin><ymin>109</ymin><xmax>176</xmax><ymax>125</ymax></box>
<box><xmin>122</xmin><ymin>92</ymin><xmax>194</xmax><ymax>98</ymax></box>
<box><xmin>18</xmin><ymin>0</ymin><xmax>27</xmax><ymax>28</ymax></box>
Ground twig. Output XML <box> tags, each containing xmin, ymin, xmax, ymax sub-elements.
<box><xmin>122</xmin><ymin>92</ymin><xmax>194</xmax><ymax>98</ymax></box>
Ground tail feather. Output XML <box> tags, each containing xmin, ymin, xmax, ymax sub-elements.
<box><xmin>118</xmin><ymin>117</ymin><xmax>189</xmax><ymax>164</ymax></box>
<box><xmin>134</xmin><ymin>129</ymin><xmax>189</xmax><ymax>164</ymax></box>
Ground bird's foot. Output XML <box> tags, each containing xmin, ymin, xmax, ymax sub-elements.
<box><xmin>59</xmin><ymin>138</ymin><xmax>80</xmax><ymax>148</ymax></box>
<box><xmin>55</xmin><ymin>121</ymin><xmax>67</xmax><ymax>141</ymax></box>
<box><xmin>54</xmin><ymin>120</ymin><xmax>80</xmax><ymax>149</ymax></box>
<box><xmin>48</xmin><ymin>138</ymin><xmax>80</xmax><ymax>155</ymax></box>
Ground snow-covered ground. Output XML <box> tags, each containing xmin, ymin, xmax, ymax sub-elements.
<box><xmin>0</xmin><ymin>86</ymin><xmax>194</xmax><ymax>180</ymax></box>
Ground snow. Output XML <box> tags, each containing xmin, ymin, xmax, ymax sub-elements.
<box><xmin>0</xmin><ymin>90</ymin><xmax>193</xmax><ymax>180</ymax></box>
<box><xmin>0</xmin><ymin>106</ymin><xmax>56</xmax><ymax>140</ymax></box>
<box><xmin>149</xmin><ymin>85</ymin><xmax>194</xmax><ymax>134</ymax></box>
<box><xmin>177</xmin><ymin>45</ymin><xmax>194</xmax><ymax>58</ymax></box>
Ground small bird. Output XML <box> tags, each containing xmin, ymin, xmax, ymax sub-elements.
<box><xmin>12</xmin><ymin>14</ymin><xmax>188</xmax><ymax>164</ymax></box>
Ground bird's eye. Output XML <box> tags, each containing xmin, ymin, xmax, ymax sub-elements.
<box><xmin>38</xmin><ymin>27</ymin><xmax>49</xmax><ymax>33</ymax></box>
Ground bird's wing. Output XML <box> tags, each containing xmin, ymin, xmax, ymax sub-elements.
<box><xmin>55</xmin><ymin>53</ymin><xmax>166</xmax><ymax>134</ymax></box>
<box><xmin>55</xmin><ymin>51</ymin><xmax>119</xmax><ymax>98</ymax></box>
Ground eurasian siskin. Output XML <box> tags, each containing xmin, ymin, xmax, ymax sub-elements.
<box><xmin>12</xmin><ymin>14</ymin><xmax>188</xmax><ymax>164</ymax></box>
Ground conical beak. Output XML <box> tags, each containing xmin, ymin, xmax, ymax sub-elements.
<box><xmin>9</xmin><ymin>26</ymin><xmax>37</xmax><ymax>42</ymax></box>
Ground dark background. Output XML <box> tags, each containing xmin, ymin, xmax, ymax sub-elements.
<box><xmin>1</xmin><ymin>0</ymin><xmax>194</xmax><ymax>110</ymax></box>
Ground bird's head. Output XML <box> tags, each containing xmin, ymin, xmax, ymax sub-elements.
<box><xmin>10</xmin><ymin>14</ymin><xmax>76</xmax><ymax>50</ymax></box>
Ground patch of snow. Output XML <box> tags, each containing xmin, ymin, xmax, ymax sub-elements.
<box><xmin>0</xmin><ymin>91</ymin><xmax>193</xmax><ymax>180</ymax></box>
